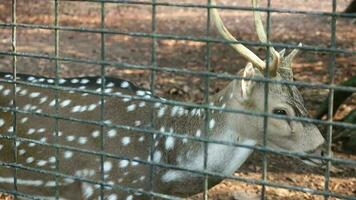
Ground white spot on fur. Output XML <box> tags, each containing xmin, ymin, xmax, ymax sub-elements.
<box><xmin>107</xmin><ymin>129</ymin><xmax>117</xmax><ymax>138</ymax></box>
<box><xmin>131</xmin><ymin>157</ymin><xmax>140</xmax><ymax>166</ymax></box>
<box><xmin>139</xmin><ymin>176</ymin><xmax>145</xmax><ymax>181</ymax></box>
<box><xmin>27</xmin><ymin>128</ymin><xmax>36</xmax><ymax>135</ymax></box>
<box><xmin>138</xmin><ymin>136</ymin><xmax>144</xmax><ymax>142</ymax></box>
<box><xmin>71</xmin><ymin>79</ymin><xmax>79</xmax><ymax>84</ymax></box>
<box><xmin>122</xmin><ymin>97</ymin><xmax>131</xmax><ymax>102</ymax></box>
<box><xmin>48</xmin><ymin>156</ymin><xmax>56</xmax><ymax>163</ymax></box>
<box><xmin>182</xmin><ymin>135</ymin><xmax>188</xmax><ymax>143</ymax></box>
<box><xmin>127</xmin><ymin>104</ymin><xmax>136</xmax><ymax>112</ymax></box>
<box><xmin>103</xmin><ymin>161</ymin><xmax>112</xmax><ymax>173</ymax></box>
<box><xmin>20</xmin><ymin>117</ymin><xmax>28</xmax><ymax>124</ymax></box>
<box><xmin>49</xmin><ymin>100</ymin><xmax>56</xmax><ymax>107</ymax></box>
<box><xmin>121</xmin><ymin>137</ymin><xmax>131</xmax><ymax>146</ymax></box>
<box><xmin>59</xmin><ymin>79</ymin><xmax>66</xmax><ymax>84</ymax></box>
<box><xmin>138</xmin><ymin>101</ymin><xmax>146</xmax><ymax>107</ymax></box>
<box><xmin>88</xmin><ymin>104</ymin><xmax>97</xmax><ymax>111</ymax></box>
<box><xmin>71</xmin><ymin>105</ymin><xmax>81</xmax><ymax>113</ymax></box>
<box><xmin>78</xmin><ymin>137</ymin><xmax>88</xmax><ymax>144</ymax></box>
<box><xmin>91</xmin><ymin>130</ymin><xmax>100</xmax><ymax>138</ymax></box>
<box><xmin>37</xmin><ymin>160</ymin><xmax>47</xmax><ymax>166</ymax></box>
<box><xmin>209</xmin><ymin>119</ymin><xmax>215</xmax><ymax>129</ymax></box>
<box><xmin>171</xmin><ymin>106</ymin><xmax>179</xmax><ymax>117</ymax></box>
<box><xmin>7</xmin><ymin>126</ymin><xmax>14</xmax><ymax>133</ymax></box>
<box><xmin>29</xmin><ymin>92</ymin><xmax>41</xmax><ymax>98</ymax></box>
<box><xmin>18</xmin><ymin>149</ymin><xmax>26</xmax><ymax>155</ymax></box>
<box><xmin>165</xmin><ymin>136</ymin><xmax>175</xmax><ymax>150</ymax></box>
<box><xmin>196</xmin><ymin>129</ymin><xmax>202</xmax><ymax>137</ymax></box>
<box><xmin>40</xmin><ymin>137</ymin><xmax>47</xmax><ymax>143</ymax></box>
<box><xmin>26</xmin><ymin>157</ymin><xmax>34</xmax><ymax>163</ymax></box>
<box><xmin>159</xmin><ymin>127</ymin><xmax>165</xmax><ymax>134</ymax></box>
<box><xmin>28</xmin><ymin>143</ymin><xmax>36</xmax><ymax>147</ymax></box>
<box><xmin>153</xmin><ymin>151</ymin><xmax>162</xmax><ymax>163</ymax></box>
<box><xmin>80</xmin><ymin>79</ymin><xmax>89</xmax><ymax>84</ymax></box>
<box><xmin>119</xmin><ymin>160</ymin><xmax>129</xmax><ymax>168</ymax></box>
<box><xmin>157</xmin><ymin>106</ymin><xmax>166</xmax><ymax>118</ymax></box>
<box><xmin>106</xmin><ymin>82</ymin><xmax>114</xmax><ymax>87</ymax></box>
<box><xmin>120</xmin><ymin>81</ymin><xmax>129</xmax><ymax>88</ymax></box>
<box><xmin>19</xmin><ymin>89</ymin><xmax>28</xmax><ymax>96</ymax></box>
<box><xmin>64</xmin><ymin>151</ymin><xmax>73</xmax><ymax>159</ymax></box>
<box><xmin>60</xmin><ymin>99</ymin><xmax>71</xmax><ymax>107</ymax></box>
<box><xmin>82</xmin><ymin>183</ymin><xmax>94</xmax><ymax>199</ymax></box>
<box><xmin>66</xmin><ymin>135</ymin><xmax>75</xmax><ymax>142</ymax></box>
<box><xmin>37</xmin><ymin>128</ymin><xmax>46</xmax><ymax>133</ymax></box>
<box><xmin>3</xmin><ymin>89</ymin><xmax>11</xmax><ymax>96</ymax></box>
<box><xmin>108</xmin><ymin>194</ymin><xmax>118</xmax><ymax>200</ymax></box>
<box><xmin>136</xmin><ymin>90</ymin><xmax>145</xmax><ymax>96</ymax></box>
<box><xmin>39</xmin><ymin>96</ymin><xmax>48</xmax><ymax>104</ymax></box>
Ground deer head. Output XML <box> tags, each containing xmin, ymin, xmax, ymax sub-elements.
<box><xmin>210</xmin><ymin>0</ymin><xmax>325</xmax><ymax>154</ymax></box>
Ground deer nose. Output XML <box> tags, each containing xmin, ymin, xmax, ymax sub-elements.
<box><xmin>302</xmin><ymin>143</ymin><xmax>330</xmax><ymax>167</ymax></box>
<box><xmin>316</xmin><ymin>143</ymin><xmax>333</xmax><ymax>158</ymax></box>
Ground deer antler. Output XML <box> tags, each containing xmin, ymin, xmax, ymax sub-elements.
<box><xmin>251</xmin><ymin>0</ymin><xmax>280</xmax><ymax>77</ymax></box>
<box><xmin>210</xmin><ymin>0</ymin><xmax>265</xmax><ymax>72</ymax></box>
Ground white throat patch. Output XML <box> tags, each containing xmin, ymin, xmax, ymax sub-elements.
<box><xmin>161</xmin><ymin>136</ymin><xmax>256</xmax><ymax>183</ymax></box>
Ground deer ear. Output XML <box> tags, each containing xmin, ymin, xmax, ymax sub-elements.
<box><xmin>241</xmin><ymin>62</ymin><xmax>256</xmax><ymax>101</ymax></box>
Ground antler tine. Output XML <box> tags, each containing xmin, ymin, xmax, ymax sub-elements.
<box><xmin>210</xmin><ymin>0</ymin><xmax>265</xmax><ymax>72</ymax></box>
<box><xmin>252</xmin><ymin>0</ymin><xmax>280</xmax><ymax>76</ymax></box>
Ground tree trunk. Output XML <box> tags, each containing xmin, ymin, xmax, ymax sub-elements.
<box><xmin>314</xmin><ymin>76</ymin><xmax>356</xmax><ymax>119</ymax></box>
<box><xmin>345</xmin><ymin>0</ymin><xmax>356</xmax><ymax>13</ymax></box>
<box><xmin>339</xmin><ymin>110</ymin><xmax>356</xmax><ymax>154</ymax></box>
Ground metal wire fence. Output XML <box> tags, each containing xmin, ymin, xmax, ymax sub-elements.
<box><xmin>0</xmin><ymin>0</ymin><xmax>355</xmax><ymax>200</ymax></box>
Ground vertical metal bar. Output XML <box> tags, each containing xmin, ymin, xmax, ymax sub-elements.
<box><xmin>149</xmin><ymin>0</ymin><xmax>157</xmax><ymax>198</ymax></box>
<box><xmin>10</xmin><ymin>0</ymin><xmax>18</xmax><ymax>197</ymax></box>
<box><xmin>203</xmin><ymin>0</ymin><xmax>212</xmax><ymax>199</ymax></box>
<box><xmin>53</xmin><ymin>0</ymin><xmax>60</xmax><ymax>199</ymax></box>
<box><xmin>100</xmin><ymin>2</ymin><xmax>106</xmax><ymax>200</ymax></box>
<box><xmin>323</xmin><ymin>0</ymin><xmax>337</xmax><ymax>199</ymax></box>
<box><xmin>261</xmin><ymin>0</ymin><xmax>272</xmax><ymax>199</ymax></box>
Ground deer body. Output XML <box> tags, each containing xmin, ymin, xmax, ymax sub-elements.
<box><xmin>0</xmin><ymin>71</ymin><xmax>323</xmax><ymax>200</ymax></box>
<box><xmin>0</xmin><ymin>73</ymin><xmax>257</xmax><ymax>199</ymax></box>
<box><xmin>0</xmin><ymin>0</ymin><xmax>326</xmax><ymax>199</ymax></box>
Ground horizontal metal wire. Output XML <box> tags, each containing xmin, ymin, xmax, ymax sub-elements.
<box><xmin>60</xmin><ymin>0</ymin><xmax>356</xmax><ymax>18</ymax></box>
<box><xmin>0</xmin><ymin>22</ymin><xmax>354</xmax><ymax>55</ymax></box>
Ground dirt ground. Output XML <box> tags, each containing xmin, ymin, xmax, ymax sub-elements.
<box><xmin>0</xmin><ymin>0</ymin><xmax>355</xmax><ymax>200</ymax></box>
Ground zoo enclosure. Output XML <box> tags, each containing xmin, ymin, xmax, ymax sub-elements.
<box><xmin>0</xmin><ymin>0</ymin><xmax>355</xmax><ymax>199</ymax></box>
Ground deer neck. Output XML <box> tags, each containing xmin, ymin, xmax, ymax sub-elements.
<box><xmin>160</xmin><ymin>81</ymin><xmax>257</xmax><ymax>183</ymax></box>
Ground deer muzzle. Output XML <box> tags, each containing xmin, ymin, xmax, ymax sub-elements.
<box><xmin>301</xmin><ymin>143</ymin><xmax>329</xmax><ymax>168</ymax></box>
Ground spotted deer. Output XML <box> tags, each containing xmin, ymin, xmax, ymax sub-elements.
<box><xmin>0</xmin><ymin>0</ymin><xmax>325</xmax><ymax>199</ymax></box>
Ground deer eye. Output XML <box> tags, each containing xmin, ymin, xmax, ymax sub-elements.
<box><xmin>272</xmin><ymin>108</ymin><xmax>287</xmax><ymax>115</ymax></box>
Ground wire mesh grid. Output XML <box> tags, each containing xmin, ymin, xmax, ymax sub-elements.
<box><xmin>0</xmin><ymin>0</ymin><xmax>355</xmax><ymax>200</ymax></box>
